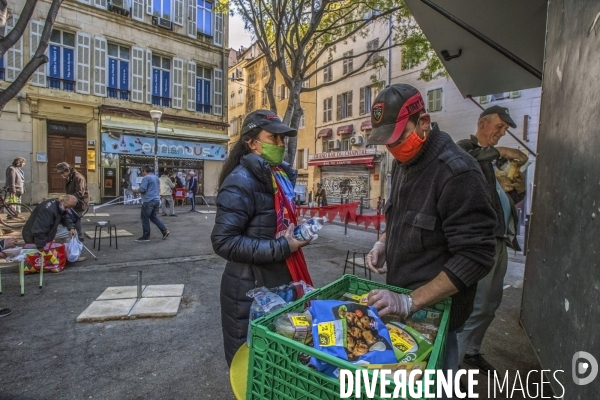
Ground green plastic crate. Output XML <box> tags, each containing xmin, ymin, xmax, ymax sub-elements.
<box><xmin>246</xmin><ymin>275</ymin><xmax>451</xmax><ymax>400</ymax></box>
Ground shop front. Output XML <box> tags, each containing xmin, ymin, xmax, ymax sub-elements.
<box><xmin>308</xmin><ymin>148</ymin><xmax>383</xmax><ymax>208</ymax></box>
<box><xmin>100</xmin><ymin>133</ymin><xmax>226</xmax><ymax>202</ymax></box>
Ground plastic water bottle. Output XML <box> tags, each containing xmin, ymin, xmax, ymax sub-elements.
<box><xmin>293</xmin><ymin>216</ymin><xmax>328</xmax><ymax>241</ymax></box>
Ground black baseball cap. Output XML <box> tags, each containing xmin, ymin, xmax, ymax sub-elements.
<box><xmin>367</xmin><ymin>84</ymin><xmax>425</xmax><ymax>146</ymax></box>
<box><xmin>479</xmin><ymin>105</ymin><xmax>516</xmax><ymax>128</ymax></box>
<box><xmin>240</xmin><ymin>109</ymin><xmax>297</xmax><ymax>137</ymax></box>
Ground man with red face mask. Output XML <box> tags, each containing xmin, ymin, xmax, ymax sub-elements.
<box><xmin>364</xmin><ymin>84</ymin><xmax>496</xmax><ymax>391</ymax></box>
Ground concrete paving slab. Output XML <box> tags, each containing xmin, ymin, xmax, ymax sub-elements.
<box><xmin>143</xmin><ymin>284</ymin><xmax>184</xmax><ymax>298</ymax></box>
<box><xmin>129</xmin><ymin>297</ymin><xmax>181</xmax><ymax>318</ymax></box>
<box><xmin>84</xmin><ymin>229</ymin><xmax>133</xmax><ymax>239</ymax></box>
<box><xmin>76</xmin><ymin>298</ymin><xmax>137</xmax><ymax>322</ymax></box>
<box><xmin>86</xmin><ymin>213</ymin><xmax>110</xmax><ymax>217</ymax></box>
<box><xmin>198</xmin><ymin>210</ymin><xmax>216</xmax><ymax>214</ymax></box>
<box><xmin>97</xmin><ymin>285</ymin><xmax>147</xmax><ymax>300</ymax></box>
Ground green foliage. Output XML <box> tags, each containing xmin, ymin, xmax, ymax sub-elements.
<box><xmin>400</xmin><ymin>32</ymin><xmax>447</xmax><ymax>81</ymax></box>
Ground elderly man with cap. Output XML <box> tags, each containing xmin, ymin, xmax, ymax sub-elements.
<box><xmin>455</xmin><ymin>106</ymin><xmax>528</xmax><ymax>373</ymax></box>
<box><xmin>56</xmin><ymin>162</ymin><xmax>89</xmax><ymax>241</ymax></box>
<box><xmin>364</xmin><ymin>84</ymin><xmax>496</xmax><ymax>390</ymax></box>
<box><xmin>22</xmin><ymin>195</ymin><xmax>78</xmax><ymax>251</ymax></box>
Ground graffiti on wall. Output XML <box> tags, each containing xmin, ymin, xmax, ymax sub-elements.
<box><xmin>322</xmin><ymin>175</ymin><xmax>369</xmax><ymax>202</ymax></box>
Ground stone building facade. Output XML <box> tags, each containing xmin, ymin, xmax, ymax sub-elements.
<box><xmin>0</xmin><ymin>0</ymin><xmax>229</xmax><ymax>204</ymax></box>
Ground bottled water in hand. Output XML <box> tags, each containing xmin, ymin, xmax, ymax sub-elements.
<box><xmin>293</xmin><ymin>217</ymin><xmax>328</xmax><ymax>241</ymax></box>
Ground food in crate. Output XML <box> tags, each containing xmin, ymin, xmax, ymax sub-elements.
<box><xmin>308</xmin><ymin>300</ymin><xmax>397</xmax><ymax>377</ymax></box>
<box><xmin>340</xmin><ymin>292</ymin><xmax>368</xmax><ymax>305</ymax></box>
<box><xmin>274</xmin><ymin>311</ymin><xmax>313</xmax><ymax>345</ymax></box>
<box><xmin>387</xmin><ymin>322</ymin><xmax>433</xmax><ymax>363</ymax></box>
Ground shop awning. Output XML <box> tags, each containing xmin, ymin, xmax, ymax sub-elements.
<box><xmin>308</xmin><ymin>156</ymin><xmax>375</xmax><ymax>168</ymax></box>
<box><xmin>404</xmin><ymin>0</ymin><xmax>546</xmax><ymax>96</ymax></box>
<box><xmin>337</xmin><ymin>125</ymin><xmax>354</xmax><ymax>135</ymax></box>
<box><xmin>360</xmin><ymin>120</ymin><xmax>372</xmax><ymax>131</ymax></box>
<box><xmin>317</xmin><ymin>128</ymin><xmax>333</xmax><ymax>138</ymax></box>
<box><xmin>102</xmin><ymin>119</ymin><xmax>229</xmax><ymax>142</ymax></box>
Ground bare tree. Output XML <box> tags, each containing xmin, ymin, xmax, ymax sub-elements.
<box><xmin>225</xmin><ymin>0</ymin><xmax>418</xmax><ymax>163</ymax></box>
<box><xmin>0</xmin><ymin>0</ymin><xmax>64</xmax><ymax>115</ymax></box>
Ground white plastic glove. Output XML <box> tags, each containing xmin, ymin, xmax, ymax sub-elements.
<box><xmin>366</xmin><ymin>241</ymin><xmax>387</xmax><ymax>274</ymax></box>
<box><xmin>367</xmin><ymin>289</ymin><xmax>412</xmax><ymax>318</ymax></box>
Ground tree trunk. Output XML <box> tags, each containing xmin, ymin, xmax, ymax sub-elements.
<box><xmin>283</xmin><ymin>82</ymin><xmax>303</xmax><ymax>164</ymax></box>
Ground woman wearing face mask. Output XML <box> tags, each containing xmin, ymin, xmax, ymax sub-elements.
<box><xmin>211</xmin><ymin>110</ymin><xmax>313</xmax><ymax>366</ymax></box>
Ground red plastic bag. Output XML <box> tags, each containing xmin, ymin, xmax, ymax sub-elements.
<box><xmin>23</xmin><ymin>242</ymin><xmax>67</xmax><ymax>273</ymax></box>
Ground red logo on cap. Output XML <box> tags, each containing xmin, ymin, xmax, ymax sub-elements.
<box><xmin>266</xmin><ymin>114</ymin><xmax>279</xmax><ymax>121</ymax></box>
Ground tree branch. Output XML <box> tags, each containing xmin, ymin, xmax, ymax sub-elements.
<box><xmin>0</xmin><ymin>0</ymin><xmax>38</xmax><ymax>57</ymax></box>
<box><xmin>0</xmin><ymin>0</ymin><xmax>63</xmax><ymax>113</ymax></box>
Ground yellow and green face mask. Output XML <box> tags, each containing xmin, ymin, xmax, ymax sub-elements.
<box><xmin>257</xmin><ymin>141</ymin><xmax>285</xmax><ymax>166</ymax></box>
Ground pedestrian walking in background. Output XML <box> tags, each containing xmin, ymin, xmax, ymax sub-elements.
<box><xmin>187</xmin><ymin>171</ymin><xmax>198</xmax><ymax>212</ymax></box>
<box><xmin>159</xmin><ymin>169</ymin><xmax>176</xmax><ymax>217</ymax></box>
<box><xmin>57</xmin><ymin>162</ymin><xmax>89</xmax><ymax>242</ymax></box>
<box><xmin>4</xmin><ymin>157</ymin><xmax>26</xmax><ymax>206</ymax></box>
<box><xmin>456</xmin><ymin>105</ymin><xmax>528</xmax><ymax>373</ymax></box>
<box><xmin>315</xmin><ymin>182</ymin><xmax>328</xmax><ymax>206</ymax></box>
<box><xmin>363</xmin><ymin>84</ymin><xmax>496</xmax><ymax>400</ymax></box>
<box><xmin>132</xmin><ymin>165</ymin><xmax>169</xmax><ymax>242</ymax></box>
<box><xmin>211</xmin><ymin>110</ymin><xmax>312</xmax><ymax>366</ymax></box>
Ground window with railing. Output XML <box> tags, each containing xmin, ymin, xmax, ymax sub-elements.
<box><xmin>108</xmin><ymin>43</ymin><xmax>130</xmax><ymax>100</ymax></box>
<box><xmin>152</xmin><ymin>55</ymin><xmax>171</xmax><ymax>107</ymax></box>
<box><xmin>195</xmin><ymin>66</ymin><xmax>212</xmax><ymax>113</ymax></box>
<box><xmin>48</xmin><ymin>30</ymin><xmax>76</xmax><ymax>91</ymax></box>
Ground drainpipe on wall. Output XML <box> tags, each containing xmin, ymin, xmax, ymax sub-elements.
<box><xmin>388</xmin><ymin>15</ymin><xmax>393</xmax><ymax>86</ymax></box>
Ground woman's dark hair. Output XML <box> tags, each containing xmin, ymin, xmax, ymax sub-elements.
<box><xmin>218</xmin><ymin>127</ymin><xmax>262</xmax><ymax>188</ymax></box>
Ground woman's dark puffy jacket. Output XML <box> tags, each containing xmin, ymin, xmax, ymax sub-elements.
<box><xmin>211</xmin><ymin>153</ymin><xmax>297</xmax><ymax>366</ymax></box>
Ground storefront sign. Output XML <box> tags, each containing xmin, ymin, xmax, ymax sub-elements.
<box><xmin>310</xmin><ymin>149</ymin><xmax>378</xmax><ymax>160</ymax></box>
<box><xmin>101</xmin><ymin>133</ymin><xmax>227</xmax><ymax>160</ymax></box>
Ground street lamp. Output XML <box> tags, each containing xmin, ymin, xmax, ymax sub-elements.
<box><xmin>150</xmin><ymin>110</ymin><xmax>163</xmax><ymax>175</ymax></box>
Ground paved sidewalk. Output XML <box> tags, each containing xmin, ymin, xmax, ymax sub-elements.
<box><xmin>0</xmin><ymin>204</ymin><xmax>544</xmax><ymax>399</ymax></box>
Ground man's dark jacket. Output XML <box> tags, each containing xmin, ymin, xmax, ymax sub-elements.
<box><xmin>456</xmin><ymin>135</ymin><xmax>524</xmax><ymax>250</ymax></box>
<box><xmin>211</xmin><ymin>154</ymin><xmax>296</xmax><ymax>366</ymax></box>
<box><xmin>187</xmin><ymin>176</ymin><xmax>198</xmax><ymax>194</ymax></box>
<box><xmin>65</xmin><ymin>169</ymin><xmax>89</xmax><ymax>212</ymax></box>
<box><xmin>22</xmin><ymin>199</ymin><xmax>75</xmax><ymax>249</ymax></box>
<box><xmin>385</xmin><ymin>124</ymin><xmax>496</xmax><ymax>331</ymax></box>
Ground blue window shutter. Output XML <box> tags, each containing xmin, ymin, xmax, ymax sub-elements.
<box><xmin>108</xmin><ymin>58</ymin><xmax>118</xmax><ymax>88</ymax></box>
<box><xmin>196</xmin><ymin>78</ymin><xmax>202</xmax><ymax>104</ymax></box>
<box><xmin>120</xmin><ymin>61</ymin><xmax>129</xmax><ymax>90</ymax></box>
<box><xmin>162</xmin><ymin>70</ymin><xmax>170</xmax><ymax>97</ymax></box>
<box><xmin>49</xmin><ymin>45</ymin><xmax>61</xmax><ymax>78</ymax></box>
<box><xmin>64</xmin><ymin>48</ymin><xmax>75</xmax><ymax>81</ymax></box>
<box><xmin>152</xmin><ymin>68</ymin><xmax>160</xmax><ymax>96</ymax></box>
<box><xmin>203</xmin><ymin>79</ymin><xmax>210</xmax><ymax>105</ymax></box>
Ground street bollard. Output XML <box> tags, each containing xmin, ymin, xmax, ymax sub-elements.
<box><xmin>359</xmin><ymin>197</ymin><xmax>364</xmax><ymax>215</ymax></box>
<box><xmin>137</xmin><ymin>271</ymin><xmax>143</xmax><ymax>299</ymax></box>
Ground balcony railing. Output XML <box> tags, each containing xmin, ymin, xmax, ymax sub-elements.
<box><xmin>196</xmin><ymin>103</ymin><xmax>212</xmax><ymax>114</ymax></box>
<box><xmin>108</xmin><ymin>88</ymin><xmax>131</xmax><ymax>101</ymax></box>
<box><xmin>152</xmin><ymin>95</ymin><xmax>171</xmax><ymax>108</ymax></box>
<box><xmin>49</xmin><ymin>78</ymin><xmax>75</xmax><ymax>92</ymax></box>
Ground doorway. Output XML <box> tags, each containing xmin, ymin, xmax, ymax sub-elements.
<box><xmin>47</xmin><ymin>121</ymin><xmax>87</xmax><ymax>193</ymax></box>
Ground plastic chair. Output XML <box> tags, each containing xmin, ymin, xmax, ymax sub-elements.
<box><xmin>342</xmin><ymin>249</ymin><xmax>372</xmax><ymax>280</ymax></box>
<box><xmin>173</xmin><ymin>188</ymin><xmax>186</xmax><ymax>206</ymax></box>
<box><xmin>230</xmin><ymin>344</ymin><xmax>249</xmax><ymax>400</ymax></box>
